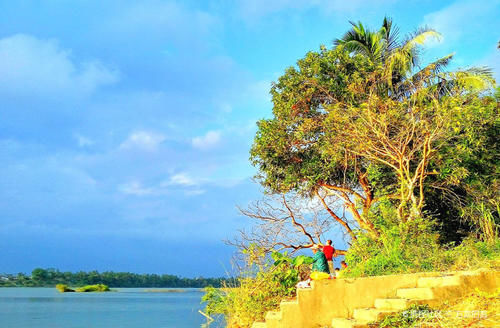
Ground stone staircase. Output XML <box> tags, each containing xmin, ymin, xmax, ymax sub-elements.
<box><xmin>331</xmin><ymin>271</ymin><xmax>488</xmax><ymax>327</ymax></box>
<box><xmin>251</xmin><ymin>269</ymin><xmax>499</xmax><ymax>328</ymax></box>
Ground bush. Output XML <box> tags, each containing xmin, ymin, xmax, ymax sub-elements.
<box><xmin>55</xmin><ymin>284</ymin><xmax>75</xmax><ymax>292</ymax></box>
<box><xmin>343</xmin><ymin>221</ymin><xmax>500</xmax><ymax>278</ymax></box>
<box><xmin>201</xmin><ymin>247</ymin><xmax>312</xmax><ymax>328</ymax></box>
<box><xmin>442</xmin><ymin>237</ymin><xmax>500</xmax><ymax>271</ymax></box>
<box><xmin>75</xmin><ymin>284</ymin><xmax>110</xmax><ymax>292</ymax></box>
<box><xmin>343</xmin><ymin>213</ymin><xmax>447</xmax><ymax>278</ymax></box>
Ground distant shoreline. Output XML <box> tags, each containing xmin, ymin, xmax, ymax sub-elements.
<box><xmin>0</xmin><ymin>268</ymin><xmax>234</xmax><ymax>289</ymax></box>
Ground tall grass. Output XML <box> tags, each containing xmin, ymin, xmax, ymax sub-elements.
<box><xmin>201</xmin><ymin>248</ymin><xmax>311</xmax><ymax>328</ymax></box>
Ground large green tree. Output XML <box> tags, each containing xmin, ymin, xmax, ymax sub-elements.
<box><xmin>250</xmin><ymin>18</ymin><xmax>498</xmax><ymax>243</ymax></box>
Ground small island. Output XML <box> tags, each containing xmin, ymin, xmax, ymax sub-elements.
<box><xmin>56</xmin><ymin>284</ymin><xmax>110</xmax><ymax>293</ymax></box>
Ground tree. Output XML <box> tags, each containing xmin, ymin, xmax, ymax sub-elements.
<box><xmin>250</xmin><ymin>17</ymin><xmax>497</xmax><ymax>243</ymax></box>
<box><xmin>334</xmin><ymin>17</ymin><xmax>441</xmax><ymax>89</ymax></box>
<box><xmin>251</xmin><ymin>47</ymin><xmax>381</xmax><ymax>238</ymax></box>
<box><xmin>230</xmin><ymin>193</ymin><xmax>350</xmax><ymax>254</ymax></box>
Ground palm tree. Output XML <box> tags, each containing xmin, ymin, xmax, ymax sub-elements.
<box><xmin>334</xmin><ymin>17</ymin><xmax>438</xmax><ymax>67</ymax></box>
<box><xmin>334</xmin><ymin>17</ymin><xmax>495</xmax><ymax>97</ymax></box>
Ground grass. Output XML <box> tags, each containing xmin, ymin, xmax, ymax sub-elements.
<box><xmin>373</xmin><ymin>289</ymin><xmax>500</xmax><ymax>327</ymax></box>
<box><xmin>342</xmin><ymin>235</ymin><xmax>500</xmax><ymax>279</ymax></box>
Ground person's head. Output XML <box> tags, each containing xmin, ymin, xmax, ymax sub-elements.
<box><xmin>341</xmin><ymin>261</ymin><xmax>347</xmax><ymax>268</ymax></box>
<box><xmin>311</xmin><ymin>244</ymin><xmax>321</xmax><ymax>253</ymax></box>
<box><xmin>335</xmin><ymin>268</ymin><xmax>340</xmax><ymax>272</ymax></box>
<box><xmin>326</xmin><ymin>240</ymin><xmax>332</xmax><ymax>246</ymax></box>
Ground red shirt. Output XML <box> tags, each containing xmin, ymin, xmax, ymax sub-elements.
<box><xmin>322</xmin><ymin>245</ymin><xmax>335</xmax><ymax>261</ymax></box>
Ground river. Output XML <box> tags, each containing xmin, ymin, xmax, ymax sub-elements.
<box><xmin>0</xmin><ymin>287</ymin><xmax>221</xmax><ymax>328</ymax></box>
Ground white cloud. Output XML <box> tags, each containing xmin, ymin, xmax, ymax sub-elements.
<box><xmin>166</xmin><ymin>173</ymin><xmax>197</xmax><ymax>187</ymax></box>
<box><xmin>192</xmin><ymin>130</ymin><xmax>221</xmax><ymax>150</ymax></box>
<box><xmin>161</xmin><ymin>173</ymin><xmax>207</xmax><ymax>196</ymax></box>
<box><xmin>118</xmin><ymin>181</ymin><xmax>154</xmax><ymax>196</ymax></box>
<box><xmin>120</xmin><ymin>131</ymin><xmax>166</xmax><ymax>152</ymax></box>
<box><xmin>185</xmin><ymin>189</ymin><xmax>206</xmax><ymax>196</ymax></box>
<box><xmin>0</xmin><ymin>34</ymin><xmax>118</xmax><ymax>98</ymax></box>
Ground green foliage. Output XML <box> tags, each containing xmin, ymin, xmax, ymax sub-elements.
<box><xmin>75</xmin><ymin>284</ymin><xmax>110</xmax><ymax>292</ymax></box>
<box><xmin>2</xmin><ymin>268</ymin><xmax>230</xmax><ymax>288</ymax></box>
<box><xmin>250</xmin><ymin>46</ymin><xmax>375</xmax><ymax>195</ymax></box>
<box><xmin>201</xmin><ymin>249</ymin><xmax>312</xmax><ymax>328</ymax></box>
<box><xmin>251</xmin><ymin>16</ymin><xmax>498</xmax><ymax>243</ymax></box>
<box><xmin>237</xmin><ymin>17</ymin><xmax>499</xmax><ymax>325</ymax></box>
<box><xmin>377</xmin><ymin>304</ymin><xmax>434</xmax><ymax>328</ymax></box>
<box><xmin>343</xmin><ymin>220</ymin><xmax>500</xmax><ymax>278</ymax></box>
<box><xmin>343</xmin><ymin>211</ymin><xmax>446</xmax><ymax>277</ymax></box>
<box><xmin>55</xmin><ymin>284</ymin><xmax>75</xmax><ymax>292</ymax></box>
<box><xmin>443</xmin><ymin>237</ymin><xmax>500</xmax><ymax>270</ymax></box>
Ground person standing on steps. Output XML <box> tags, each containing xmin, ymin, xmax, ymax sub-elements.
<box><xmin>311</xmin><ymin>244</ymin><xmax>330</xmax><ymax>274</ymax></box>
<box><xmin>322</xmin><ymin>240</ymin><xmax>335</xmax><ymax>275</ymax></box>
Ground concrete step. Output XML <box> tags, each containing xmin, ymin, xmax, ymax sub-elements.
<box><xmin>297</xmin><ymin>287</ymin><xmax>314</xmax><ymax>303</ymax></box>
<box><xmin>396</xmin><ymin>287</ymin><xmax>434</xmax><ymax>300</ymax></box>
<box><xmin>397</xmin><ymin>285</ymin><xmax>463</xmax><ymax>302</ymax></box>
<box><xmin>417</xmin><ymin>275</ymin><xmax>461</xmax><ymax>288</ymax></box>
<box><xmin>280</xmin><ymin>299</ymin><xmax>299</xmax><ymax>308</ymax></box>
<box><xmin>279</xmin><ymin>300</ymin><xmax>299</xmax><ymax>315</ymax></box>
<box><xmin>352</xmin><ymin>308</ymin><xmax>395</xmax><ymax>324</ymax></box>
<box><xmin>374</xmin><ymin>298</ymin><xmax>415</xmax><ymax>310</ymax></box>
<box><xmin>251</xmin><ymin>322</ymin><xmax>267</xmax><ymax>328</ymax></box>
<box><xmin>265</xmin><ymin>311</ymin><xmax>282</xmax><ymax>321</ymax></box>
<box><xmin>331</xmin><ymin>318</ymin><xmax>367</xmax><ymax>328</ymax></box>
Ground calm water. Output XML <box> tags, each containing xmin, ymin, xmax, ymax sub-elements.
<box><xmin>0</xmin><ymin>288</ymin><xmax>221</xmax><ymax>328</ymax></box>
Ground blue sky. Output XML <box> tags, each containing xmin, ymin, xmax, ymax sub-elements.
<box><xmin>1</xmin><ymin>0</ymin><xmax>499</xmax><ymax>277</ymax></box>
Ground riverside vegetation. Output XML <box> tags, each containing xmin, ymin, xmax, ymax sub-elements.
<box><xmin>0</xmin><ymin>268</ymin><xmax>229</xmax><ymax>288</ymax></box>
<box><xmin>56</xmin><ymin>283</ymin><xmax>111</xmax><ymax>293</ymax></box>
<box><xmin>203</xmin><ymin>17</ymin><xmax>499</xmax><ymax>327</ymax></box>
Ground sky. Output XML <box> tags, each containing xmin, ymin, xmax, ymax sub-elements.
<box><xmin>0</xmin><ymin>0</ymin><xmax>499</xmax><ymax>277</ymax></box>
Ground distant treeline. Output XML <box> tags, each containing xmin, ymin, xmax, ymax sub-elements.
<box><xmin>0</xmin><ymin>268</ymin><xmax>232</xmax><ymax>288</ymax></box>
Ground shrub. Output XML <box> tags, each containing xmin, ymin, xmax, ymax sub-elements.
<box><xmin>343</xmin><ymin>213</ymin><xmax>446</xmax><ymax>278</ymax></box>
<box><xmin>201</xmin><ymin>247</ymin><xmax>312</xmax><ymax>328</ymax></box>
<box><xmin>75</xmin><ymin>284</ymin><xmax>110</xmax><ymax>292</ymax></box>
<box><xmin>56</xmin><ymin>284</ymin><xmax>75</xmax><ymax>292</ymax></box>
<box><xmin>442</xmin><ymin>237</ymin><xmax>500</xmax><ymax>271</ymax></box>
<box><xmin>343</xmin><ymin>222</ymin><xmax>499</xmax><ymax>278</ymax></box>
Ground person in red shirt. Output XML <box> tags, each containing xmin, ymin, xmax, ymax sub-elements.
<box><xmin>322</xmin><ymin>240</ymin><xmax>335</xmax><ymax>275</ymax></box>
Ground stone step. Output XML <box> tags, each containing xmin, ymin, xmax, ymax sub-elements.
<box><xmin>251</xmin><ymin>322</ymin><xmax>267</xmax><ymax>328</ymax></box>
<box><xmin>265</xmin><ymin>311</ymin><xmax>282</xmax><ymax>321</ymax></box>
<box><xmin>331</xmin><ymin>318</ymin><xmax>367</xmax><ymax>328</ymax></box>
<box><xmin>374</xmin><ymin>298</ymin><xmax>415</xmax><ymax>310</ymax></box>
<box><xmin>352</xmin><ymin>308</ymin><xmax>395</xmax><ymax>324</ymax></box>
<box><xmin>280</xmin><ymin>299</ymin><xmax>299</xmax><ymax>307</ymax></box>
<box><xmin>397</xmin><ymin>285</ymin><xmax>464</xmax><ymax>302</ymax></box>
<box><xmin>279</xmin><ymin>300</ymin><xmax>299</xmax><ymax>315</ymax></box>
<box><xmin>417</xmin><ymin>275</ymin><xmax>461</xmax><ymax>288</ymax></box>
<box><xmin>297</xmin><ymin>287</ymin><xmax>313</xmax><ymax>303</ymax></box>
<box><xmin>396</xmin><ymin>287</ymin><xmax>434</xmax><ymax>300</ymax></box>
